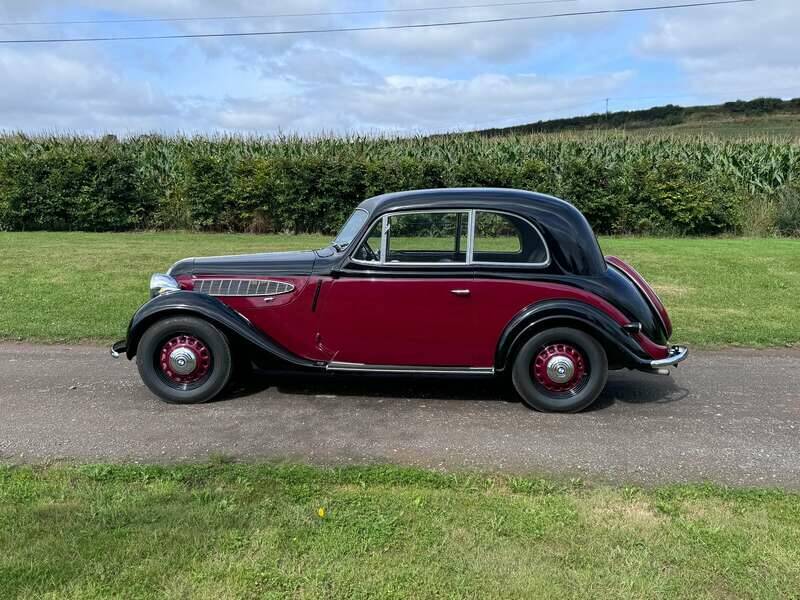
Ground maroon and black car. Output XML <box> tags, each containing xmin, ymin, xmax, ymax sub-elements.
<box><xmin>112</xmin><ymin>188</ymin><xmax>687</xmax><ymax>412</ymax></box>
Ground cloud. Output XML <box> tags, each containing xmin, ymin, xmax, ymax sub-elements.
<box><xmin>0</xmin><ymin>47</ymin><xmax>179</xmax><ymax>132</ymax></box>
<box><xmin>210</xmin><ymin>69</ymin><xmax>633</xmax><ymax>134</ymax></box>
<box><xmin>639</xmin><ymin>0</ymin><xmax>800</xmax><ymax>98</ymax></box>
<box><xmin>0</xmin><ymin>0</ymin><xmax>794</xmax><ymax>134</ymax></box>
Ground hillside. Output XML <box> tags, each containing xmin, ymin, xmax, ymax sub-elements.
<box><xmin>477</xmin><ymin>97</ymin><xmax>800</xmax><ymax>138</ymax></box>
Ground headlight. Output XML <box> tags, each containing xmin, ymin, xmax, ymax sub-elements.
<box><xmin>150</xmin><ymin>273</ymin><xmax>180</xmax><ymax>298</ymax></box>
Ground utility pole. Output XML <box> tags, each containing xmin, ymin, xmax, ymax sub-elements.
<box><xmin>605</xmin><ymin>98</ymin><xmax>610</xmax><ymax>121</ymax></box>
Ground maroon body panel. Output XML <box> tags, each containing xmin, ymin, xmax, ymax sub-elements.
<box><xmin>470</xmin><ymin>279</ymin><xmax>669</xmax><ymax>364</ymax></box>
<box><xmin>176</xmin><ymin>273</ymin><xmax>670</xmax><ymax>367</ymax></box>
<box><xmin>318</xmin><ymin>278</ymin><xmax>477</xmax><ymax>365</ymax></box>
<box><xmin>177</xmin><ymin>274</ymin><xmax>332</xmax><ymax>362</ymax></box>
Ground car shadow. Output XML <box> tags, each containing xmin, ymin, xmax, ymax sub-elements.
<box><xmin>588</xmin><ymin>370</ymin><xmax>689</xmax><ymax>411</ymax></box>
<box><xmin>223</xmin><ymin>367</ymin><xmax>687</xmax><ymax>411</ymax></box>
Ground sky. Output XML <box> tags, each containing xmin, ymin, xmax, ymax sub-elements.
<box><xmin>0</xmin><ymin>0</ymin><xmax>797</xmax><ymax>135</ymax></box>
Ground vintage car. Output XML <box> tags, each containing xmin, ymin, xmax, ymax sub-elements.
<box><xmin>112</xmin><ymin>188</ymin><xmax>687</xmax><ymax>412</ymax></box>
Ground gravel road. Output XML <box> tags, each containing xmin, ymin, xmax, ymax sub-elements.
<box><xmin>1</xmin><ymin>343</ymin><xmax>798</xmax><ymax>487</ymax></box>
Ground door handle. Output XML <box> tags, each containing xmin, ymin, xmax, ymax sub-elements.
<box><xmin>450</xmin><ymin>289</ymin><xmax>471</xmax><ymax>296</ymax></box>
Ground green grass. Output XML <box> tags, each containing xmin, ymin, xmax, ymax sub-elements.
<box><xmin>1</xmin><ymin>463</ymin><xmax>798</xmax><ymax>599</ymax></box>
<box><xmin>568</xmin><ymin>114</ymin><xmax>800</xmax><ymax>139</ymax></box>
<box><xmin>641</xmin><ymin>114</ymin><xmax>800</xmax><ymax>138</ymax></box>
<box><xmin>0</xmin><ymin>232</ymin><xmax>798</xmax><ymax>346</ymax></box>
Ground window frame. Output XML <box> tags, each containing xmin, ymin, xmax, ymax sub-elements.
<box><xmin>348</xmin><ymin>208</ymin><xmax>550</xmax><ymax>268</ymax></box>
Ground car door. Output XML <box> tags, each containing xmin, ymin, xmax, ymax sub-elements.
<box><xmin>318</xmin><ymin>210</ymin><xmax>479</xmax><ymax>367</ymax></box>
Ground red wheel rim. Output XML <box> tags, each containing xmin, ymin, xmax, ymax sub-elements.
<box><xmin>159</xmin><ymin>335</ymin><xmax>212</xmax><ymax>384</ymax></box>
<box><xmin>532</xmin><ymin>343</ymin><xmax>587</xmax><ymax>393</ymax></box>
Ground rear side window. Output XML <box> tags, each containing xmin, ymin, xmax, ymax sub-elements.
<box><xmin>473</xmin><ymin>211</ymin><xmax>547</xmax><ymax>265</ymax></box>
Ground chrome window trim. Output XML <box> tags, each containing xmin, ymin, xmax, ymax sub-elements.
<box><xmin>348</xmin><ymin>207</ymin><xmax>550</xmax><ymax>268</ymax></box>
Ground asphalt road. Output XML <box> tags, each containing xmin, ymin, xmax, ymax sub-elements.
<box><xmin>1</xmin><ymin>343</ymin><xmax>798</xmax><ymax>487</ymax></box>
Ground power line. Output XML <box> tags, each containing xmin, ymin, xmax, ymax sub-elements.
<box><xmin>0</xmin><ymin>0</ymin><xmax>756</xmax><ymax>45</ymax></box>
<box><xmin>0</xmin><ymin>0</ymin><xmax>580</xmax><ymax>27</ymax></box>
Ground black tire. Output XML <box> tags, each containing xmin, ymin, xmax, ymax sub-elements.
<box><xmin>136</xmin><ymin>316</ymin><xmax>233</xmax><ymax>404</ymax></box>
<box><xmin>511</xmin><ymin>327</ymin><xmax>608</xmax><ymax>412</ymax></box>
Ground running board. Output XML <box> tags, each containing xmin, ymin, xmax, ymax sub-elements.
<box><xmin>326</xmin><ymin>361</ymin><xmax>495</xmax><ymax>375</ymax></box>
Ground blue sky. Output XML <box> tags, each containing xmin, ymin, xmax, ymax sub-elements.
<box><xmin>0</xmin><ymin>0</ymin><xmax>796</xmax><ymax>134</ymax></box>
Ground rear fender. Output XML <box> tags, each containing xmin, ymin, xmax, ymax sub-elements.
<box><xmin>123</xmin><ymin>291</ymin><xmax>321</xmax><ymax>369</ymax></box>
<box><xmin>495</xmin><ymin>299</ymin><xmax>655</xmax><ymax>372</ymax></box>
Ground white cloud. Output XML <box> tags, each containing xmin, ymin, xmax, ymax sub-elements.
<box><xmin>0</xmin><ymin>47</ymin><xmax>179</xmax><ymax>132</ymax></box>
<box><xmin>207</xmin><ymin>69</ymin><xmax>633</xmax><ymax>134</ymax></box>
<box><xmin>0</xmin><ymin>0</ymin><xmax>794</xmax><ymax>134</ymax></box>
<box><xmin>639</xmin><ymin>0</ymin><xmax>800</xmax><ymax>98</ymax></box>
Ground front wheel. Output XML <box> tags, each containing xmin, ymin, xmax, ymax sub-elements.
<box><xmin>136</xmin><ymin>316</ymin><xmax>233</xmax><ymax>404</ymax></box>
<box><xmin>511</xmin><ymin>327</ymin><xmax>608</xmax><ymax>412</ymax></box>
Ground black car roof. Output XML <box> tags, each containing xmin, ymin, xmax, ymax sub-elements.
<box><xmin>355</xmin><ymin>188</ymin><xmax>607</xmax><ymax>276</ymax></box>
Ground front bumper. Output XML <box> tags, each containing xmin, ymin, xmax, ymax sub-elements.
<box><xmin>110</xmin><ymin>340</ymin><xmax>127</xmax><ymax>358</ymax></box>
<box><xmin>649</xmin><ymin>345</ymin><xmax>688</xmax><ymax>369</ymax></box>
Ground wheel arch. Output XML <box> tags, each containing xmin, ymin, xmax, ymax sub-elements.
<box><xmin>124</xmin><ymin>291</ymin><xmax>321</xmax><ymax>370</ymax></box>
<box><xmin>495</xmin><ymin>299</ymin><xmax>652</xmax><ymax>373</ymax></box>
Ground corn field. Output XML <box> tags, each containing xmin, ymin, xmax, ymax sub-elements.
<box><xmin>1</xmin><ymin>132</ymin><xmax>798</xmax><ymax>235</ymax></box>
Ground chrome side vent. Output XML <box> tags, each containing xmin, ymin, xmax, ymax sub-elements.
<box><xmin>194</xmin><ymin>279</ymin><xmax>295</xmax><ymax>297</ymax></box>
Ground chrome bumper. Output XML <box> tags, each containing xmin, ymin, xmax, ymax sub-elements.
<box><xmin>110</xmin><ymin>340</ymin><xmax>127</xmax><ymax>359</ymax></box>
<box><xmin>649</xmin><ymin>345</ymin><xmax>688</xmax><ymax>369</ymax></box>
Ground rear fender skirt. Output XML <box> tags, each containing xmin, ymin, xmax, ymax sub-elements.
<box><xmin>495</xmin><ymin>299</ymin><xmax>659</xmax><ymax>372</ymax></box>
<box><xmin>123</xmin><ymin>291</ymin><xmax>322</xmax><ymax>369</ymax></box>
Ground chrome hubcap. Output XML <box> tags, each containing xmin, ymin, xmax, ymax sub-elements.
<box><xmin>169</xmin><ymin>347</ymin><xmax>197</xmax><ymax>375</ymax></box>
<box><xmin>546</xmin><ymin>356</ymin><xmax>575</xmax><ymax>384</ymax></box>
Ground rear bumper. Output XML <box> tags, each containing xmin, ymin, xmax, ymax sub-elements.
<box><xmin>645</xmin><ymin>345</ymin><xmax>688</xmax><ymax>373</ymax></box>
<box><xmin>110</xmin><ymin>340</ymin><xmax>127</xmax><ymax>358</ymax></box>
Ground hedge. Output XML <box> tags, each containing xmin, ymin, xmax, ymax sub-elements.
<box><xmin>0</xmin><ymin>133</ymin><xmax>798</xmax><ymax>235</ymax></box>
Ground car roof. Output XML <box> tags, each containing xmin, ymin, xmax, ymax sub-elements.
<box><xmin>355</xmin><ymin>188</ymin><xmax>607</xmax><ymax>276</ymax></box>
<box><xmin>357</xmin><ymin>187</ymin><xmax>569</xmax><ymax>214</ymax></box>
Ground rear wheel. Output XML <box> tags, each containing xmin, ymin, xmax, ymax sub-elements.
<box><xmin>136</xmin><ymin>316</ymin><xmax>232</xmax><ymax>404</ymax></box>
<box><xmin>511</xmin><ymin>327</ymin><xmax>607</xmax><ymax>412</ymax></box>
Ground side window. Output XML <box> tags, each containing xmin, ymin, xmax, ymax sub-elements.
<box><xmin>353</xmin><ymin>219</ymin><xmax>382</xmax><ymax>263</ymax></box>
<box><xmin>473</xmin><ymin>211</ymin><xmax>547</xmax><ymax>265</ymax></box>
<box><xmin>386</xmin><ymin>212</ymin><xmax>468</xmax><ymax>264</ymax></box>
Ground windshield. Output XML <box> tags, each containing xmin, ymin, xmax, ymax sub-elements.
<box><xmin>332</xmin><ymin>209</ymin><xmax>369</xmax><ymax>249</ymax></box>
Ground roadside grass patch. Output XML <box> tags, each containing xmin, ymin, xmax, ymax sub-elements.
<box><xmin>0</xmin><ymin>463</ymin><xmax>798</xmax><ymax>599</ymax></box>
<box><xmin>0</xmin><ymin>232</ymin><xmax>798</xmax><ymax>346</ymax></box>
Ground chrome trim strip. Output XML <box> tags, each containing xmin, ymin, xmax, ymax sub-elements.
<box><xmin>380</xmin><ymin>214</ymin><xmax>389</xmax><ymax>265</ymax></box>
<box><xmin>326</xmin><ymin>361</ymin><xmax>495</xmax><ymax>375</ymax></box>
<box><xmin>466</xmin><ymin>209</ymin><xmax>476</xmax><ymax>263</ymax></box>
<box><xmin>649</xmin><ymin>345</ymin><xmax>688</xmax><ymax>368</ymax></box>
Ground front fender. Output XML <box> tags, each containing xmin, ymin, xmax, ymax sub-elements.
<box><xmin>495</xmin><ymin>299</ymin><xmax>656</xmax><ymax>372</ymax></box>
<box><xmin>123</xmin><ymin>291</ymin><xmax>321</xmax><ymax>369</ymax></box>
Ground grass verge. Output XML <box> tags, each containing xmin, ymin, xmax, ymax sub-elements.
<box><xmin>1</xmin><ymin>463</ymin><xmax>799</xmax><ymax>599</ymax></box>
<box><xmin>0</xmin><ymin>232</ymin><xmax>798</xmax><ymax>346</ymax></box>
